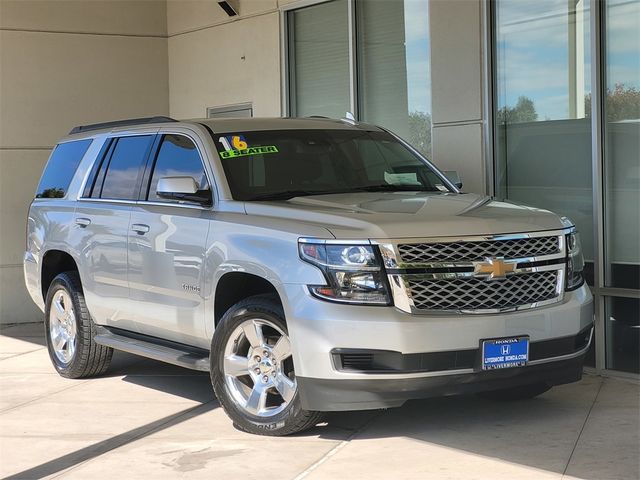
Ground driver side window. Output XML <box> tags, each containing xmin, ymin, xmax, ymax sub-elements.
<box><xmin>147</xmin><ymin>135</ymin><xmax>209</xmax><ymax>203</ymax></box>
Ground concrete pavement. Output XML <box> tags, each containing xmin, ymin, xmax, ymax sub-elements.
<box><xmin>1</xmin><ymin>322</ymin><xmax>638</xmax><ymax>480</ymax></box>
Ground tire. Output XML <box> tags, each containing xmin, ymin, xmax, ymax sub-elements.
<box><xmin>210</xmin><ymin>295</ymin><xmax>322</xmax><ymax>436</ymax></box>
<box><xmin>44</xmin><ymin>271</ymin><xmax>113</xmax><ymax>378</ymax></box>
<box><xmin>478</xmin><ymin>382</ymin><xmax>552</xmax><ymax>401</ymax></box>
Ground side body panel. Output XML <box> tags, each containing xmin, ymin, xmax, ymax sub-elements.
<box><xmin>128</xmin><ymin>204</ymin><xmax>211</xmax><ymax>345</ymax></box>
<box><xmin>70</xmin><ymin>201</ymin><xmax>135</xmax><ymax>330</ymax></box>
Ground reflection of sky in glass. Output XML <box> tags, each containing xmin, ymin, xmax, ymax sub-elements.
<box><xmin>404</xmin><ymin>0</ymin><xmax>430</xmax><ymax>114</ymax></box>
<box><xmin>497</xmin><ymin>0</ymin><xmax>591</xmax><ymax>120</ymax></box>
<box><xmin>606</xmin><ymin>0</ymin><xmax>640</xmax><ymax>92</ymax></box>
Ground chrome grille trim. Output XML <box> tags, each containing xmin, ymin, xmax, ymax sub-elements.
<box><xmin>374</xmin><ymin>229</ymin><xmax>570</xmax><ymax>315</ymax></box>
<box><xmin>397</xmin><ymin>236</ymin><xmax>560</xmax><ymax>265</ymax></box>
<box><xmin>407</xmin><ymin>271</ymin><xmax>560</xmax><ymax>311</ymax></box>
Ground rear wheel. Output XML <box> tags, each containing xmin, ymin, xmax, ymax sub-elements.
<box><xmin>478</xmin><ymin>382</ymin><xmax>551</xmax><ymax>401</ymax></box>
<box><xmin>210</xmin><ymin>295</ymin><xmax>322</xmax><ymax>436</ymax></box>
<box><xmin>44</xmin><ymin>272</ymin><xmax>113</xmax><ymax>378</ymax></box>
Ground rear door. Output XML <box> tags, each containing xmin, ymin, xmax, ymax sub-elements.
<box><xmin>127</xmin><ymin>133</ymin><xmax>213</xmax><ymax>346</ymax></box>
<box><xmin>73</xmin><ymin>134</ymin><xmax>155</xmax><ymax>330</ymax></box>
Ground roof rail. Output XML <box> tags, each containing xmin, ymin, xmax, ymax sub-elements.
<box><xmin>69</xmin><ymin>116</ymin><xmax>177</xmax><ymax>135</ymax></box>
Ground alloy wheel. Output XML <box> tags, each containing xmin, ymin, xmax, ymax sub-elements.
<box><xmin>49</xmin><ymin>289</ymin><xmax>77</xmax><ymax>364</ymax></box>
<box><xmin>223</xmin><ymin>318</ymin><xmax>297</xmax><ymax>417</ymax></box>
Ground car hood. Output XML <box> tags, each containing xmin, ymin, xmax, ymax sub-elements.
<box><xmin>243</xmin><ymin>192</ymin><xmax>566</xmax><ymax>239</ymax></box>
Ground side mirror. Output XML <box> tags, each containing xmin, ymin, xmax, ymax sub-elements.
<box><xmin>444</xmin><ymin>170</ymin><xmax>463</xmax><ymax>189</ymax></box>
<box><xmin>156</xmin><ymin>176</ymin><xmax>211</xmax><ymax>205</ymax></box>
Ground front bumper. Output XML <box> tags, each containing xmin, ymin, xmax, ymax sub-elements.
<box><xmin>282</xmin><ymin>283</ymin><xmax>593</xmax><ymax>411</ymax></box>
<box><xmin>298</xmin><ymin>351</ymin><xmax>588</xmax><ymax>411</ymax></box>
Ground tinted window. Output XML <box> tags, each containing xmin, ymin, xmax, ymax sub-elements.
<box><xmin>148</xmin><ymin>135</ymin><xmax>209</xmax><ymax>202</ymax></box>
<box><xmin>35</xmin><ymin>139</ymin><xmax>92</xmax><ymax>198</ymax></box>
<box><xmin>99</xmin><ymin>135</ymin><xmax>153</xmax><ymax>200</ymax></box>
<box><xmin>214</xmin><ymin>129</ymin><xmax>451</xmax><ymax>201</ymax></box>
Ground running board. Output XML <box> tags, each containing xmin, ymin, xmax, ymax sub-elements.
<box><xmin>94</xmin><ymin>327</ymin><xmax>210</xmax><ymax>372</ymax></box>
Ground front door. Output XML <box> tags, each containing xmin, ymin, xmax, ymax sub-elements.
<box><xmin>127</xmin><ymin>134</ymin><xmax>212</xmax><ymax>346</ymax></box>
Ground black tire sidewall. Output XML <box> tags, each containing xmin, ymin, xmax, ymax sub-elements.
<box><xmin>44</xmin><ymin>272</ymin><xmax>89</xmax><ymax>377</ymax></box>
<box><xmin>210</xmin><ymin>297</ymin><xmax>309</xmax><ymax>435</ymax></box>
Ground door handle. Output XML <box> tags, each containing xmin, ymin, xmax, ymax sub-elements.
<box><xmin>131</xmin><ymin>223</ymin><xmax>150</xmax><ymax>235</ymax></box>
<box><xmin>75</xmin><ymin>217</ymin><xmax>91</xmax><ymax>227</ymax></box>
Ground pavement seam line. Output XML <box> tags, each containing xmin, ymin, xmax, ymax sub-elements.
<box><xmin>561</xmin><ymin>376</ymin><xmax>605</xmax><ymax>478</ymax></box>
<box><xmin>292</xmin><ymin>412</ymin><xmax>384</xmax><ymax>480</ymax></box>
<box><xmin>0</xmin><ymin>378</ymin><xmax>90</xmax><ymax>414</ymax></box>
<box><xmin>0</xmin><ymin>348</ymin><xmax>44</xmax><ymax>361</ymax></box>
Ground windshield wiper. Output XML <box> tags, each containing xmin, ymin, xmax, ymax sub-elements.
<box><xmin>351</xmin><ymin>184</ymin><xmax>436</xmax><ymax>192</ymax></box>
<box><xmin>247</xmin><ymin>190</ymin><xmax>338</xmax><ymax>201</ymax></box>
<box><xmin>246</xmin><ymin>185</ymin><xmax>438</xmax><ymax>201</ymax></box>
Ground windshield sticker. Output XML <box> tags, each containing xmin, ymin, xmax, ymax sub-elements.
<box><xmin>218</xmin><ymin>135</ymin><xmax>279</xmax><ymax>159</ymax></box>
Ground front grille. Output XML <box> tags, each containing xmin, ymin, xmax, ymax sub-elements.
<box><xmin>408</xmin><ymin>271</ymin><xmax>559</xmax><ymax>311</ymax></box>
<box><xmin>398</xmin><ymin>236</ymin><xmax>560</xmax><ymax>264</ymax></box>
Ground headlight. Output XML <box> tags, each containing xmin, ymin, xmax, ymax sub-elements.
<box><xmin>566</xmin><ymin>230</ymin><xmax>585</xmax><ymax>290</ymax></box>
<box><xmin>299</xmin><ymin>241</ymin><xmax>391</xmax><ymax>305</ymax></box>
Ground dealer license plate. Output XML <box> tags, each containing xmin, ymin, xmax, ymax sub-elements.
<box><xmin>482</xmin><ymin>336</ymin><xmax>529</xmax><ymax>370</ymax></box>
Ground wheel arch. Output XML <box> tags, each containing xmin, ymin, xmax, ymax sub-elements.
<box><xmin>41</xmin><ymin>249</ymin><xmax>79</xmax><ymax>302</ymax></box>
<box><xmin>213</xmin><ymin>272</ymin><xmax>283</xmax><ymax>328</ymax></box>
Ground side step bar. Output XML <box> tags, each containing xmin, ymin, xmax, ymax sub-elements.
<box><xmin>94</xmin><ymin>327</ymin><xmax>210</xmax><ymax>372</ymax></box>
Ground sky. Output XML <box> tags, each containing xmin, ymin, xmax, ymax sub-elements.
<box><xmin>497</xmin><ymin>0</ymin><xmax>639</xmax><ymax>120</ymax></box>
<box><xmin>403</xmin><ymin>0</ymin><xmax>431</xmax><ymax>115</ymax></box>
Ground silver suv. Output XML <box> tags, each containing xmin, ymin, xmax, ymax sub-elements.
<box><xmin>24</xmin><ymin>116</ymin><xmax>594</xmax><ymax>435</ymax></box>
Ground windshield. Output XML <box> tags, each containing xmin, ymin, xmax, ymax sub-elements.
<box><xmin>212</xmin><ymin>129</ymin><xmax>454</xmax><ymax>201</ymax></box>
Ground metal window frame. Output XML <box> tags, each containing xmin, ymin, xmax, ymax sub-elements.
<box><xmin>485</xmin><ymin>0</ymin><xmax>639</xmax><ymax>375</ymax></box>
<box><xmin>280</xmin><ymin>0</ymin><xmax>358</xmax><ymax>118</ymax></box>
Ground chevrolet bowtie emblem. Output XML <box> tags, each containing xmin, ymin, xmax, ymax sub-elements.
<box><xmin>473</xmin><ymin>257</ymin><xmax>516</xmax><ymax>280</ymax></box>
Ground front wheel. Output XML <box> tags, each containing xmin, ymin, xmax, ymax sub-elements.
<box><xmin>210</xmin><ymin>295</ymin><xmax>322</xmax><ymax>436</ymax></box>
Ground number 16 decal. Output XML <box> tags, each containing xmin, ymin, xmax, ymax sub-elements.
<box><xmin>219</xmin><ymin>135</ymin><xmax>248</xmax><ymax>151</ymax></box>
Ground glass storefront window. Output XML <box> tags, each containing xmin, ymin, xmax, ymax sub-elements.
<box><xmin>603</xmin><ymin>0</ymin><xmax>640</xmax><ymax>290</ymax></box>
<box><xmin>287</xmin><ymin>0</ymin><xmax>350</xmax><ymax>118</ymax></box>
<box><xmin>356</xmin><ymin>0</ymin><xmax>431</xmax><ymax>157</ymax></box>
<box><xmin>606</xmin><ymin>297</ymin><xmax>640</xmax><ymax>373</ymax></box>
<box><xmin>494</xmin><ymin>0</ymin><xmax>594</xmax><ymax>282</ymax></box>
<box><xmin>287</xmin><ymin>0</ymin><xmax>432</xmax><ymax>158</ymax></box>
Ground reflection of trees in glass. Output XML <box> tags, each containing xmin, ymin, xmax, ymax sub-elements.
<box><xmin>38</xmin><ymin>188</ymin><xmax>65</xmax><ymax>198</ymax></box>
<box><xmin>408</xmin><ymin>111</ymin><xmax>432</xmax><ymax>157</ymax></box>
<box><xmin>585</xmin><ymin>84</ymin><xmax>640</xmax><ymax>121</ymax></box>
<box><xmin>496</xmin><ymin>96</ymin><xmax>538</xmax><ymax>124</ymax></box>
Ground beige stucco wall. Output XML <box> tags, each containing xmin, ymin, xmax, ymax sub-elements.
<box><xmin>167</xmin><ymin>0</ymin><xmax>282</xmax><ymax>119</ymax></box>
<box><xmin>0</xmin><ymin>0</ymin><xmax>170</xmax><ymax>324</ymax></box>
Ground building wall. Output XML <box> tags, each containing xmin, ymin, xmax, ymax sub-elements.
<box><xmin>167</xmin><ymin>0</ymin><xmax>283</xmax><ymax>119</ymax></box>
<box><xmin>0</xmin><ymin>0</ymin><xmax>170</xmax><ymax>324</ymax></box>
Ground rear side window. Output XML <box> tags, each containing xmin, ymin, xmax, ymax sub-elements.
<box><xmin>35</xmin><ymin>139</ymin><xmax>92</xmax><ymax>198</ymax></box>
<box><xmin>94</xmin><ymin>135</ymin><xmax>154</xmax><ymax>200</ymax></box>
<box><xmin>147</xmin><ymin>135</ymin><xmax>209</xmax><ymax>203</ymax></box>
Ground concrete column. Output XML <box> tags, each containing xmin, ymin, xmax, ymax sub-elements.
<box><xmin>429</xmin><ymin>0</ymin><xmax>486</xmax><ymax>195</ymax></box>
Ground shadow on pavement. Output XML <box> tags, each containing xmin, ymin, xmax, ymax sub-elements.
<box><xmin>0</xmin><ymin>322</ymin><xmax>46</xmax><ymax>347</ymax></box>
<box><xmin>4</xmin><ymin>402</ymin><xmax>218</xmax><ymax>480</ymax></box>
